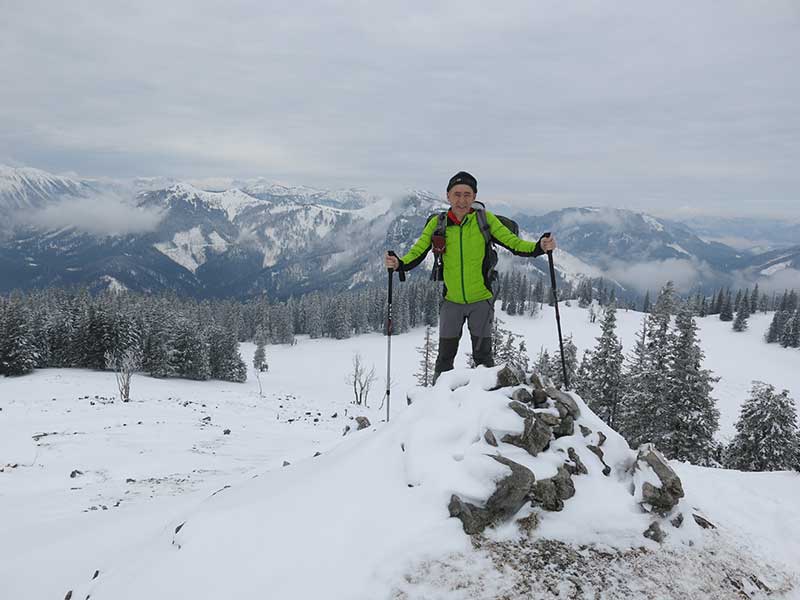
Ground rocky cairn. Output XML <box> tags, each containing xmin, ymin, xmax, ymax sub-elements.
<box><xmin>448</xmin><ymin>366</ymin><xmax>698</xmax><ymax>543</ymax></box>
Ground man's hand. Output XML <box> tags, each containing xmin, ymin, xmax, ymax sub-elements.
<box><xmin>385</xmin><ymin>252</ymin><xmax>400</xmax><ymax>270</ymax></box>
<box><xmin>540</xmin><ymin>233</ymin><xmax>557</xmax><ymax>253</ymax></box>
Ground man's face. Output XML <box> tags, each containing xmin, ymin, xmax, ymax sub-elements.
<box><xmin>447</xmin><ymin>184</ymin><xmax>475</xmax><ymax>216</ymax></box>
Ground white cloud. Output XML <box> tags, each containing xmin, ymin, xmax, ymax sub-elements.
<box><xmin>605</xmin><ymin>258</ymin><xmax>712</xmax><ymax>293</ymax></box>
<box><xmin>17</xmin><ymin>194</ymin><xmax>164</xmax><ymax>236</ymax></box>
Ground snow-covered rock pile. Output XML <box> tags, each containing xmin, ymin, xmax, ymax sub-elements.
<box><xmin>66</xmin><ymin>366</ymin><xmax>796</xmax><ymax>600</ymax></box>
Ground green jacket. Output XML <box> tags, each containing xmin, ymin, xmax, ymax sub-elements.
<box><xmin>399</xmin><ymin>210</ymin><xmax>544</xmax><ymax>304</ymax></box>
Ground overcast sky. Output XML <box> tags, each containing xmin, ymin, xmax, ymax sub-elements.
<box><xmin>1</xmin><ymin>0</ymin><xmax>798</xmax><ymax>218</ymax></box>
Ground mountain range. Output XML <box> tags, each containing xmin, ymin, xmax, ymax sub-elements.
<box><xmin>1</xmin><ymin>165</ymin><xmax>798</xmax><ymax>299</ymax></box>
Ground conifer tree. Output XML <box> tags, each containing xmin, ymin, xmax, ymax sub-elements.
<box><xmin>208</xmin><ymin>326</ymin><xmax>247</xmax><ymax>382</ymax></box>
<box><xmin>732</xmin><ymin>296</ymin><xmax>750</xmax><ymax>332</ymax></box>
<box><xmin>663</xmin><ymin>306</ymin><xmax>720</xmax><ymax>464</ymax></box>
<box><xmin>171</xmin><ymin>319</ymin><xmax>211</xmax><ymax>380</ymax></box>
<box><xmin>719</xmin><ymin>290</ymin><xmax>734</xmax><ymax>322</ymax></box>
<box><xmin>0</xmin><ymin>296</ymin><xmax>38</xmax><ymax>376</ymax></box>
<box><xmin>415</xmin><ymin>325</ymin><xmax>437</xmax><ymax>387</ymax></box>
<box><xmin>550</xmin><ymin>335</ymin><xmax>578</xmax><ymax>390</ymax></box>
<box><xmin>781</xmin><ymin>309</ymin><xmax>800</xmax><ymax>348</ymax></box>
<box><xmin>584</xmin><ymin>305</ymin><xmax>624</xmax><ymax>427</ymax></box>
<box><xmin>725</xmin><ymin>382</ymin><xmax>800</xmax><ymax>471</ymax></box>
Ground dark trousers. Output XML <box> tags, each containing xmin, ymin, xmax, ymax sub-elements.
<box><xmin>433</xmin><ymin>299</ymin><xmax>494</xmax><ymax>381</ymax></box>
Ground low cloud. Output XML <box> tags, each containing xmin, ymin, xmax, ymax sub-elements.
<box><xmin>754</xmin><ymin>268</ymin><xmax>800</xmax><ymax>293</ymax></box>
<box><xmin>605</xmin><ymin>258</ymin><xmax>712</xmax><ymax>294</ymax></box>
<box><xmin>557</xmin><ymin>209</ymin><xmax>627</xmax><ymax>231</ymax></box>
<box><xmin>17</xmin><ymin>193</ymin><xmax>164</xmax><ymax>236</ymax></box>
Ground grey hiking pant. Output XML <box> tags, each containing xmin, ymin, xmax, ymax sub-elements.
<box><xmin>434</xmin><ymin>299</ymin><xmax>495</xmax><ymax>378</ymax></box>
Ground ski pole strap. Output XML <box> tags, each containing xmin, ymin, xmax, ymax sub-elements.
<box><xmin>388</xmin><ymin>250</ymin><xmax>405</xmax><ymax>281</ymax></box>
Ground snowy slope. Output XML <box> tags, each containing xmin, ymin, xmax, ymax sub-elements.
<box><xmin>2</xmin><ymin>306</ymin><xmax>800</xmax><ymax>599</ymax></box>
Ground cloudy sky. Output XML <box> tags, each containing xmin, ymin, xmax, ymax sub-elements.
<box><xmin>2</xmin><ymin>0</ymin><xmax>798</xmax><ymax>218</ymax></box>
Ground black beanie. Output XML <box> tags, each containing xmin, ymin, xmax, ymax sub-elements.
<box><xmin>447</xmin><ymin>171</ymin><xmax>477</xmax><ymax>194</ymax></box>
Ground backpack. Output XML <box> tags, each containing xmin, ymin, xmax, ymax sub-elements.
<box><xmin>429</xmin><ymin>201</ymin><xmax>519</xmax><ymax>291</ymax></box>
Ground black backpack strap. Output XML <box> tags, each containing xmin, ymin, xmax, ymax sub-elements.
<box><xmin>473</xmin><ymin>208</ymin><xmax>492</xmax><ymax>247</ymax></box>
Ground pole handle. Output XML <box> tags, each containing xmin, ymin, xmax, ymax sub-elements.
<box><xmin>387</xmin><ymin>250</ymin><xmax>405</xmax><ymax>282</ymax></box>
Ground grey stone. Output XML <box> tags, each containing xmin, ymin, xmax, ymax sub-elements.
<box><xmin>530</xmin><ymin>479</ymin><xmax>563</xmax><ymax>511</ymax></box>
<box><xmin>565</xmin><ymin>447</ymin><xmax>589</xmax><ymax>476</ymax></box>
<box><xmin>546</xmin><ymin>388</ymin><xmax>581</xmax><ymax>419</ymax></box>
<box><xmin>532</xmin><ymin>389</ymin><xmax>550</xmax><ymax>408</ymax></box>
<box><xmin>508</xmin><ymin>400</ymin><xmax>533</xmax><ymax>420</ymax></box>
<box><xmin>356</xmin><ymin>416</ymin><xmax>371</xmax><ymax>430</ymax></box>
<box><xmin>517</xmin><ymin>512</ymin><xmax>540</xmax><ymax>535</ymax></box>
<box><xmin>282</xmin><ymin>461</ymin><xmax>290</xmax><ymax>467</ymax></box>
<box><xmin>502</xmin><ymin>415</ymin><xmax>552</xmax><ymax>456</ymax></box>
<box><xmin>448</xmin><ymin>495</ymin><xmax>490</xmax><ymax>535</ymax></box>
<box><xmin>512</xmin><ymin>388</ymin><xmax>534</xmax><ymax>404</ymax></box>
<box><xmin>579</xmin><ymin>425</ymin><xmax>592</xmax><ymax>438</ymax></box>
<box><xmin>597</xmin><ymin>431</ymin><xmax>607</xmax><ymax>447</ymax></box>
<box><xmin>692</xmin><ymin>513</ymin><xmax>716</xmax><ymax>529</ymax></box>
<box><xmin>552</xmin><ymin>466</ymin><xmax>576</xmax><ymax>500</ymax></box>
<box><xmin>553</xmin><ymin>414</ymin><xmax>575</xmax><ymax>438</ymax></box>
<box><xmin>342</xmin><ymin>425</ymin><xmax>351</xmax><ymax>436</ymax></box>
<box><xmin>484</xmin><ymin>429</ymin><xmax>498</xmax><ymax>447</ymax></box>
<box><xmin>493</xmin><ymin>366</ymin><xmax>523</xmax><ymax>390</ymax></box>
<box><xmin>588</xmin><ymin>445</ymin><xmax>612</xmax><ymax>476</ymax></box>
<box><xmin>671</xmin><ymin>513</ymin><xmax>684</xmax><ymax>528</ymax></box>
<box><xmin>529</xmin><ymin>372</ymin><xmax>545</xmax><ymax>390</ymax></box>
<box><xmin>449</xmin><ymin>455</ymin><xmax>536</xmax><ymax>535</ymax></box>
<box><xmin>643</xmin><ymin>521</ymin><xmax>666</xmax><ymax>543</ymax></box>
<box><xmin>635</xmin><ymin>444</ymin><xmax>684</xmax><ymax>515</ymax></box>
<box><xmin>535</xmin><ymin>411</ymin><xmax>561</xmax><ymax>428</ymax></box>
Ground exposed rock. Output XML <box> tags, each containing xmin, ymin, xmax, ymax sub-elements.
<box><xmin>512</xmin><ymin>388</ymin><xmax>533</xmax><ymax>404</ymax></box>
<box><xmin>553</xmin><ymin>414</ymin><xmax>575</xmax><ymax>438</ymax></box>
<box><xmin>342</xmin><ymin>425</ymin><xmax>351</xmax><ymax>436</ymax></box>
<box><xmin>502</xmin><ymin>416</ymin><xmax>551</xmax><ymax>457</ymax></box>
<box><xmin>282</xmin><ymin>461</ymin><xmax>290</xmax><ymax>467</ymax></box>
<box><xmin>70</xmin><ymin>469</ymin><xmax>83</xmax><ymax>478</ymax></box>
<box><xmin>493</xmin><ymin>366</ymin><xmax>523</xmax><ymax>390</ymax></box>
<box><xmin>546</xmin><ymin>388</ymin><xmax>581</xmax><ymax>419</ymax></box>
<box><xmin>64</xmin><ymin>591</ymin><xmax>72</xmax><ymax>600</ymax></box>
<box><xmin>579</xmin><ymin>425</ymin><xmax>592</xmax><ymax>438</ymax></box>
<box><xmin>313</xmin><ymin>452</ymin><xmax>321</xmax><ymax>457</ymax></box>
<box><xmin>484</xmin><ymin>429</ymin><xmax>498</xmax><ymax>447</ymax></box>
<box><xmin>448</xmin><ymin>495</ymin><xmax>490</xmax><ymax>535</ymax></box>
<box><xmin>223</xmin><ymin>429</ymin><xmax>231</xmax><ymax>435</ymax></box>
<box><xmin>508</xmin><ymin>400</ymin><xmax>533</xmax><ymax>420</ymax></box>
<box><xmin>597</xmin><ymin>431</ymin><xmax>607</xmax><ymax>447</ymax></box>
<box><xmin>551</xmin><ymin>466</ymin><xmax>576</xmax><ymax>500</ymax></box>
<box><xmin>449</xmin><ymin>455</ymin><xmax>536</xmax><ymax>535</ymax></box>
<box><xmin>565</xmin><ymin>447</ymin><xmax>589</xmax><ymax>476</ymax></box>
<box><xmin>535</xmin><ymin>411</ymin><xmax>561</xmax><ymax>428</ymax></box>
<box><xmin>643</xmin><ymin>521</ymin><xmax>666</xmax><ymax>543</ymax></box>
<box><xmin>529</xmin><ymin>479</ymin><xmax>563</xmax><ymax>511</ymax></box>
<box><xmin>692</xmin><ymin>513</ymin><xmax>716</xmax><ymax>529</ymax></box>
<box><xmin>516</xmin><ymin>512</ymin><xmax>540</xmax><ymax>535</ymax></box>
<box><xmin>635</xmin><ymin>444</ymin><xmax>684</xmax><ymax>515</ymax></box>
<box><xmin>532</xmin><ymin>389</ymin><xmax>549</xmax><ymax>408</ymax></box>
<box><xmin>671</xmin><ymin>513</ymin><xmax>685</xmax><ymax>528</ymax></box>
<box><xmin>587</xmin><ymin>445</ymin><xmax>612</xmax><ymax>476</ymax></box>
<box><xmin>529</xmin><ymin>372</ymin><xmax>545</xmax><ymax>390</ymax></box>
<box><xmin>355</xmin><ymin>416</ymin><xmax>371</xmax><ymax>430</ymax></box>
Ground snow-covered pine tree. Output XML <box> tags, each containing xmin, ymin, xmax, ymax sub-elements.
<box><xmin>415</xmin><ymin>325</ymin><xmax>437</xmax><ymax>387</ymax></box>
<box><xmin>0</xmin><ymin>295</ymin><xmax>38</xmax><ymax>376</ymax></box>
<box><xmin>663</xmin><ymin>305</ymin><xmax>720</xmax><ymax>465</ymax></box>
<box><xmin>780</xmin><ymin>309</ymin><xmax>800</xmax><ymax>348</ymax></box>
<box><xmin>732</xmin><ymin>295</ymin><xmax>750</xmax><ymax>332</ymax></box>
<box><xmin>305</xmin><ymin>293</ymin><xmax>324</xmax><ymax>339</ymax></box>
<box><xmin>584</xmin><ymin>305</ymin><xmax>624</xmax><ymax>427</ymax></box>
<box><xmin>550</xmin><ymin>335</ymin><xmax>578</xmax><ymax>390</ymax></box>
<box><xmin>750</xmin><ymin>283</ymin><xmax>760</xmax><ymax>313</ymax></box>
<box><xmin>573</xmin><ymin>349</ymin><xmax>593</xmax><ymax>403</ymax></box>
<box><xmin>642</xmin><ymin>290</ymin><xmax>651</xmax><ymax>313</ymax></box>
<box><xmin>272</xmin><ymin>302</ymin><xmax>297</xmax><ymax>344</ymax></box>
<box><xmin>719</xmin><ymin>289</ymin><xmax>734</xmax><ymax>322</ymax></box>
<box><xmin>253</xmin><ymin>328</ymin><xmax>267</xmax><ymax>372</ymax></box>
<box><xmin>534</xmin><ymin>347</ymin><xmax>553</xmax><ymax>382</ymax></box>
<box><xmin>725</xmin><ymin>381</ymin><xmax>800</xmax><ymax>471</ymax></box>
<box><xmin>208</xmin><ymin>326</ymin><xmax>247</xmax><ymax>382</ymax></box>
<box><xmin>171</xmin><ymin>319</ymin><xmax>211</xmax><ymax>380</ymax></box>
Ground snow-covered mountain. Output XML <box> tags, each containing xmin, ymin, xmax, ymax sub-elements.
<box><xmin>1</xmin><ymin>166</ymin><xmax>797</xmax><ymax>298</ymax></box>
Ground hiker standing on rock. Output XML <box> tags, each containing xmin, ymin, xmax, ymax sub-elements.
<box><xmin>385</xmin><ymin>171</ymin><xmax>556</xmax><ymax>383</ymax></box>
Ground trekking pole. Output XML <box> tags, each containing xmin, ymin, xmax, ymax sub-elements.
<box><xmin>544</xmin><ymin>233</ymin><xmax>569</xmax><ymax>390</ymax></box>
<box><xmin>385</xmin><ymin>251</ymin><xmax>405</xmax><ymax>422</ymax></box>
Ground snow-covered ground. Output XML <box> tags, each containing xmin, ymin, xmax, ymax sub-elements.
<box><xmin>1</xmin><ymin>306</ymin><xmax>798</xmax><ymax>599</ymax></box>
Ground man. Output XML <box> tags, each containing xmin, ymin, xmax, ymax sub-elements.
<box><xmin>385</xmin><ymin>171</ymin><xmax>557</xmax><ymax>382</ymax></box>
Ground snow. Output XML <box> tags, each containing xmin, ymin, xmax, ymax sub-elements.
<box><xmin>761</xmin><ymin>260</ymin><xmax>793</xmax><ymax>276</ymax></box>
<box><xmin>154</xmin><ymin>227</ymin><xmax>229</xmax><ymax>273</ymax></box>
<box><xmin>167</xmin><ymin>183</ymin><xmax>265</xmax><ymax>221</ymax></box>
<box><xmin>667</xmin><ymin>242</ymin><xmax>691</xmax><ymax>256</ymax></box>
<box><xmin>2</xmin><ymin>307</ymin><xmax>800</xmax><ymax>599</ymax></box>
<box><xmin>100</xmin><ymin>275</ymin><xmax>128</xmax><ymax>293</ymax></box>
<box><xmin>642</xmin><ymin>214</ymin><xmax>665</xmax><ymax>232</ymax></box>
